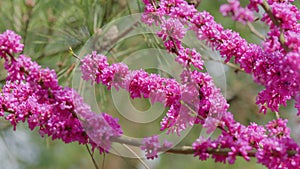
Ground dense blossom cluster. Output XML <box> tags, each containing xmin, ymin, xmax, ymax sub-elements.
<box><xmin>81</xmin><ymin>52</ymin><xmax>182</xmax><ymax>133</ymax></box>
<box><xmin>0</xmin><ymin>31</ymin><xmax>122</xmax><ymax>153</ymax></box>
<box><xmin>79</xmin><ymin>45</ymin><xmax>300</xmax><ymax>167</ymax></box>
<box><xmin>80</xmin><ymin>50</ymin><xmax>230</xmax><ymax>136</ymax></box>
<box><xmin>0</xmin><ymin>30</ymin><xmax>24</xmax><ymax>58</ymax></box>
<box><xmin>192</xmin><ymin>117</ymin><xmax>300</xmax><ymax>168</ymax></box>
<box><xmin>143</xmin><ymin>0</ymin><xmax>300</xmax><ymax>115</ymax></box>
<box><xmin>141</xmin><ymin>0</ymin><xmax>300</xmax><ymax>167</ymax></box>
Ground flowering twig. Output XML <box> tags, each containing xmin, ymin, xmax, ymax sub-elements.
<box><xmin>111</xmin><ymin>136</ymin><xmax>297</xmax><ymax>157</ymax></box>
<box><xmin>260</xmin><ymin>0</ymin><xmax>290</xmax><ymax>51</ymax></box>
<box><xmin>261</xmin><ymin>0</ymin><xmax>280</xmax><ymax>26</ymax></box>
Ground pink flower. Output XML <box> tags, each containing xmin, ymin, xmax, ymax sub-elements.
<box><xmin>176</xmin><ymin>48</ymin><xmax>204</xmax><ymax>70</ymax></box>
<box><xmin>220</xmin><ymin>0</ymin><xmax>255</xmax><ymax>24</ymax></box>
<box><xmin>0</xmin><ymin>30</ymin><xmax>123</xmax><ymax>153</ymax></box>
<box><xmin>193</xmin><ymin>136</ymin><xmax>216</xmax><ymax>161</ymax></box>
<box><xmin>157</xmin><ymin>18</ymin><xmax>187</xmax><ymax>41</ymax></box>
<box><xmin>80</xmin><ymin>52</ymin><xmax>186</xmax><ymax>133</ymax></box>
<box><xmin>0</xmin><ymin>30</ymin><xmax>24</xmax><ymax>58</ymax></box>
<box><xmin>248</xmin><ymin>0</ymin><xmax>263</xmax><ymax>12</ymax></box>
<box><xmin>80</xmin><ymin>51</ymin><xmax>109</xmax><ymax>84</ymax></box>
<box><xmin>141</xmin><ymin>135</ymin><xmax>172</xmax><ymax>159</ymax></box>
<box><xmin>266</xmin><ymin>118</ymin><xmax>290</xmax><ymax>138</ymax></box>
<box><xmin>146</xmin><ymin>0</ymin><xmax>300</xmax><ymax>115</ymax></box>
<box><xmin>256</xmin><ymin>138</ymin><xmax>300</xmax><ymax>168</ymax></box>
<box><xmin>262</xmin><ymin>3</ymin><xmax>300</xmax><ymax>30</ymax></box>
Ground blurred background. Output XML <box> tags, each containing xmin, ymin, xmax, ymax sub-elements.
<box><xmin>0</xmin><ymin>0</ymin><xmax>299</xmax><ymax>169</ymax></box>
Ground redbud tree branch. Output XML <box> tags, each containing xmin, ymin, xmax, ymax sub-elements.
<box><xmin>111</xmin><ymin>136</ymin><xmax>297</xmax><ymax>157</ymax></box>
<box><xmin>1</xmin><ymin>94</ymin><xmax>297</xmax><ymax>159</ymax></box>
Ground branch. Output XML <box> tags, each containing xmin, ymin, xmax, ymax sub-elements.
<box><xmin>111</xmin><ymin>136</ymin><xmax>297</xmax><ymax>157</ymax></box>
<box><xmin>246</xmin><ymin>21</ymin><xmax>265</xmax><ymax>40</ymax></box>
<box><xmin>202</xmin><ymin>56</ymin><xmax>245</xmax><ymax>73</ymax></box>
<box><xmin>260</xmin><ymin>0</ymin><xmax>290</xmax><ymax>52</ymax></box>
<box><xmin>261</xmin><ymin>0</ymin><xmax>280</xmax><ymax>26</ymax></box>
<box><xmin>3</xmin><ymin>108</ymin><xmax>283</xmax><ymax>158</ymax></box>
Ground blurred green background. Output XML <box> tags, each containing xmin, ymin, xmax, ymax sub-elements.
<box><xmin>0</xmin><ymin>0</ymin><xmax>299</xmax><ymax>169</ymax></box>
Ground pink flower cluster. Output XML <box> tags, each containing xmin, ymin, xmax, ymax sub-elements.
<box><xmin>81</xmin><ymin>52</ymin><xmax>184</xmax><ymax>133</ymax></box>
<box><xmin>143</xmin><ymin>0</ymin><xmax>300</xmax><ymax>115</ymax></box>
<box><xmin>0</xmin><ymin>30</ymin><xmax>122</xmax><ymax>153</ymax></box>
<box><xmin>220</xmin><ymin>0</ymin><xmax>300</xmax><ymax>114</ymax></box>
<box><xmin>193</xmin><ymin>117</ymin><xmax>300</xmax><ymax>167</ymax></box>
<box><xmin>0</xmin><ymin>30</ymin><xmax>24</xmax><ymax>59</ymax></box>
<box><xmin>141</xmin><ymin>135</ymin><xmax>172</xmax><ymax>159</ymax></box>
<box><xmin>220</xmin><ymin>0</ymin><xmax>255</xmax><ymax>24</ymax></box>
<box><xmin>80</xmin><ymin>51</ymin><xmax>228</xmax><ymax>135</ymax></box>
<box><xmin>254</xmin><ymin>1</ymin><xmax>300</xmax><ymax>114</ymax></box>
<box><xmin>248</xmin><ymin>0</ymin><xmax>263</xmax><ymax>12</ymax></box>
<box><xmin>141</xmin><ymin>0</ymin><xmax>300</xmax><ymax>167</ymax></box>
<box><xmin>76</xmin><ymin>0</ymin><xmax>300</xmax><ymax>163</ymax></box>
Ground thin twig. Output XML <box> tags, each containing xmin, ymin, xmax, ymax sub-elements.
<box><xmin>246</xmin><ymin>21</ymin><xmax>265</xmax><ymax>40</ymax></box>
<box><xmin>85</xmin><ymin>144</ymin><xmax>100</xmax><ymax>169</ymax></box>
<box><xmin>260</xmin><ymin>0</ymin><xmax>290</xmax><ymax>52</ymax></box>
<box><xmin>180</xmin><ymin>100</ymin><xmax>205</xmax><ymax>120</ymax></box>
<box><xmin>202</xmin><ymin>57</ymin><xmax>245</xmax><ymax>73</ymax></box>
<box><xmin>23</xmin><ymin>0</ymin><xmax>34</xmax><ymax>46</ymax></box>
<box><xmin>69</xmin><ymin>46</ymin><xmax>81</xmax><ymax>61</ymax></box>
<box><xmin>111</xmin><ymin>137</ymin><xmax>143</xmax><ymax>147</ymax></box>
<box><xmin>150</xmin><ymin>0</ymin><xmax>157</xmax><ymax>10</ymax></box>
<box><xmin>275</xmin><ymin>111</ymin><xmax>280</xmax><ymax>119</ymax></box>
<box><xmin>261</xmin><ymin>0</ymin><xmax>280</xmax><ymax>26</ymax></box>
<box><xmin>122</xmin><ymin>144</ymin><xmax>150</xmax><ymax>169</ymax></box>
<box><xmin>102</xmin><ymin>153</ymin><xmax>105</xmax><ymax>169</ymax></box>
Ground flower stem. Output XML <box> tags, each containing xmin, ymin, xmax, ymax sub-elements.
<box><xmin>85</xmin><ymin>144</ymin><xmax>100</xmax><ymax>169</ymax></box>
